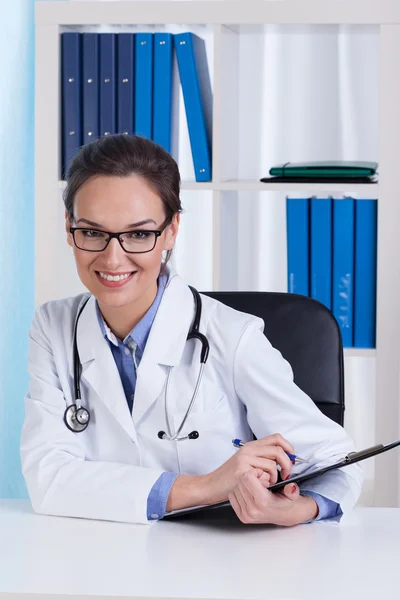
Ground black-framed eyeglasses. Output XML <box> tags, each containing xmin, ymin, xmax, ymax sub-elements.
<box><xmin>69</xmin><ymin>221</ymin><xmax>170</xmax><ymax>253</ymax></box>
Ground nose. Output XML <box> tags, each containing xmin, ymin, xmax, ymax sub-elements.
<box><xmin>101</xmin><ymin>237</ymin><xmax>127</xmax><ymax>266</ymax></box>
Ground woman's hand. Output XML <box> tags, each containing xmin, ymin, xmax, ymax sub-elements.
<box><xmin>203</xmin><ymin>434</ymin><xmax>295</xmax><ymax>504</ymax></box>
<box><xmin>228</xmin><ymin>468</ymin><xmax>319</xmax><ymax>526</ymax></box>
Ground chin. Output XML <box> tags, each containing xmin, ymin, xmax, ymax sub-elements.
<box><xmin>78</xmin><ymin>273</ymin><xmax>138</xmax><ymax>306</ymax></box>
<box><xmin>95</xmin><ymin>285</ymin><xmax>141</xmax><ymax>308</ymax></box>
<box><xmin>95</xmin><ymin>291</ymin><xmax>135</xmax><ymax>308</ymax></box>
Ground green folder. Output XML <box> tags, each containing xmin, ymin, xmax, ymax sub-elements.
<box><xmin>269</xmin><ymin>161</ymin><xmax>378</xmax><ymax>178</ymax></box>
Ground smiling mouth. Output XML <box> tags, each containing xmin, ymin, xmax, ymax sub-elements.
<box><xmin>97</xmin><ymin>271</ymin><xmax>135</xmax><ymax>281</ymax></box>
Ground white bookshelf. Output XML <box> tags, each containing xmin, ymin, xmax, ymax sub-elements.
<box><xmin>36</xmin><ymin>1</ymin><xmax>400</xmax><ymax>507</ymax></box>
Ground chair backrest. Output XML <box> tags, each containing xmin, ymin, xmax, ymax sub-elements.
<box><xmin>202</xmin><ymin>291</ymin><xmax>344</xmax><ymax>426</ymax></box>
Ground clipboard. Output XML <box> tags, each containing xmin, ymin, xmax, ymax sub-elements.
<box><xmin>163</xmin><ymin>439</ymin><xmax>400</xmax><ymax>519</ymax></box>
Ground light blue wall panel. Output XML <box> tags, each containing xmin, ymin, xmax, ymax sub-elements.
<box><xmin>0</xmin><ymin>0</ymin><xmax>35</xmax><ymax>497</ymax></box>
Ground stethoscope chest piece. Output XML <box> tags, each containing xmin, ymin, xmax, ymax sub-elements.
<box><xmin>64</xmin><ymin>404</ymin><xmax>90</xmax><ymax>433</ymax></box>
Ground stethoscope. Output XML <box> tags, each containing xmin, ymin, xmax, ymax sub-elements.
<box><xmin>64</xmin><ymin>286</ymin><xmax>210</xmax><ymax>442</ymax></box>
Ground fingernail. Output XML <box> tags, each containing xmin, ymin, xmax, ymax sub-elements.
<box><xmin>291</xmin><ymin>485</ymin><xmax>297</xmax><ymax>494</ymax></box>
<box><xmin>284</xmin><ymin>474</ymin><xmax>290</xmax><ymax>481</ymax></box>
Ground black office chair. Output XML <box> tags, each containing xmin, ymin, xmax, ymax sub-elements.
<box><xmin>203</xmin><ymin>292</ymin><xmax>344</xmax><ymax>426</ymax></box>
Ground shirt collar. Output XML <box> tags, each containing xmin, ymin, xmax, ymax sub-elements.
<box><xmin>96</xmin><ymin>271</ymin><xmax>169</xmax><ymax>350</ymax></box>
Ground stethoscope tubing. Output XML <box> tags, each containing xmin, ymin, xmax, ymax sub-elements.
<box><xmin>65</xmin><ymin>287</ymin><xmax>209</xmax><ymax>439</ymax></box>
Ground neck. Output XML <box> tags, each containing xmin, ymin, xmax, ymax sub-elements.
<box><xmin>98</xmin><ymin>281</ymin><xmax>158</xmax><ymax>341</ymax></box>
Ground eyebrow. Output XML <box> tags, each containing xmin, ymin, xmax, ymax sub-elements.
<box><xmin>75</xmin><ymin>218</ymin><xmax>158</xmax><ymax>229</ymax></box>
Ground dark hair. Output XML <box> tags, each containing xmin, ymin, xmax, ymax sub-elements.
<box><xmin>63</xmin><ymin>134</ymin><xmax>182</xmax><ymax>269</ymax></box>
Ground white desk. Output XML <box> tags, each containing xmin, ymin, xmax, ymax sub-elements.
<box><xmin>0</xmin><ymin>500</ymin><xmax>398</xmax><ymax>600</ymax></box>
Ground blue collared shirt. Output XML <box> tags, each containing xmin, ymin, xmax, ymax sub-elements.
<box><xmin>95</xmin><ymin>274</ymin><xmax>178</xmax><ymax>521</ymax></box>
<box><xmin>96</xmin><ymin>276</ymin><xmax>341</xmax><ymax>523</ymax></box>
<box><xmin>96</xmin><ymin>275</ymin><xmax>168</xmax><ymax>413</ymax></box>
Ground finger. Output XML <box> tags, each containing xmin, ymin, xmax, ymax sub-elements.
<box><xmin>253</xmin><ymin>467</ymin><xmax>271</xmax><ymax>487</ymax></box>
<box><xmin>250</xmin><ymin>453</ymin><xmax>292</xmax><ymax>483</ymax></box>
<box><xmin>241</xmin><ymin>443</ymin><xmax>293</xmax><ymax>477</ymax></box>
<box><xmin>236</xmin><ymin>481</ymin><xmax>266</xmax><ymax>525</ymax></box>
<box><xmin>280</xmin><ymin>482</ymin><xmax>301</xmax><ymax>502</ymax></box>
<box><xmin>254</xmin><ymin>467</ymin><xmax>267</xmax><ymax>478</ymax></box>
<box><xmin>248</xmin><ymin>458</ymin><xmax>279</xmax><ymax>484</ymax></box>
<box><xmin>259</xmin><ymin>473</ymin><xmax>271</xmax><ymax>488</ymax></box>
<box><xmin>253</xmin><ymin>433</ymin><xmax>295</xmax><ymax>455</ymax></box>
<box><xmin>239</xmin><ymin>470</ymin><xmax>270</xmax><ymax>510</ymax></box>
<box><xmin>255</xmin><ymin>469</ymin><xmax>271</xmax><ymax>489</ymax></box>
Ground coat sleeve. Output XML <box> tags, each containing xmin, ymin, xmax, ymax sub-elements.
<box><xmin>20</xmin><ymin>307</ymin><xmax>164</xmax><ymax>525</ymax></box>
<box><xmin>233</xmin><ymin>319</ymin><xmax>363</xmax><ymax>515</ymax></box>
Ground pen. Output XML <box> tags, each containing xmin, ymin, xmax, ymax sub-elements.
<box><xmin>232</xmin><ymin>438</ymin><xmax>309</xmax><ymax>465</ymax></box>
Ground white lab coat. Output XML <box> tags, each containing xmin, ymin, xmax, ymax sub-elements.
<box><xmin>21</xmin><ymin>272</ymin><xmax>363</xmax><ymax>525</ymax></box>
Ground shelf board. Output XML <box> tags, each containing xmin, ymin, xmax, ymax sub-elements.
<box><xmin>36</xmin><ymin>1</ymin><xmax>400</xmax><ymax>26</ymax></box>
<box><xmin>59</xmin><ymin>180</ymin><xmax>215</xmax><ymax>191</ymax></box>
<box><xmin>181</xmin><ymin>182</ymin><xmax>215</xmax><ymax>191</ymax></box>
<box><xmin>218</xmin><ymin>180</ymin><xmax>379</xmax><ymax>195</ymax></box>
<box><xmin>344</xmin><ymin>348</ymin><xmax>376</xmax><ymax>358</ymax></box>
<box><xmin>59</xmin><ymin>180</ymin><xmax>379</xmax><ymax>195</ymax></box>
<box><xmin>58</xmin><ymin>180</ymin><xmax>215</xmax><ymax>192</ymax></box>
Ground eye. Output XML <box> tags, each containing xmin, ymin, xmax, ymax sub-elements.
<box><xmin>127</xmin><ymin>231</ymin><xmax>151</xmax><ymax>240</ymax></box>
<box><xmin>82</xmin><ymin>229</ymin><xmax>106</xmax><ymax>238</ymax></box>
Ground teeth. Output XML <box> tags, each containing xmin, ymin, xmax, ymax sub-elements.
<box><xmin>99</xmin><ymin>272</ymin><xmax>133</xmax><ymax>282</ymax></box>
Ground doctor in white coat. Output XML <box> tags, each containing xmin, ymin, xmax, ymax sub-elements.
<box><xmin>21</xmin><ymin>134</ymin><xmax>363</xmax><ymax>526</ymax></box>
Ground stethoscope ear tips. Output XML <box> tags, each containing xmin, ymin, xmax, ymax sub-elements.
<box><xmin>157</xmin><ymin>430</ymin><xmax>199</xmax><ymax>440</ymax></box>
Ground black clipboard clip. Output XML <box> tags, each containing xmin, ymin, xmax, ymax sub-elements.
<box><xmin>344</xmin><ymin>444</ymin><xmax>384</xmax><ymax>462</ymax></box>
<box><xmin>267</xmin><ymin>439</ymin><xmax>400</xmax><ymax>492</ymax></box>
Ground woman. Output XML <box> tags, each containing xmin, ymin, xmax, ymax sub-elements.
<box><xmin>21</xmin><ymin>135</ymin><xmax>363</xmax><ymax>525</ymax></box>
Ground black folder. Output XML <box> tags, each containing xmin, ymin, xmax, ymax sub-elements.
<box><xmin>268</xmin><ymin>161</ymin><xmax>378</xmax><ymax>178</ymax></box>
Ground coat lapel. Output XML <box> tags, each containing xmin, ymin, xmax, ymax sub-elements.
<box><xmin>131</xmin><ymin>273</ymin><xmax>195</xmax><ymax>426</ymax></box>
<box><xmin>74</xmin><ymin>295</ymin><xmax>138</xmax><ymax>443</ymax></box>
